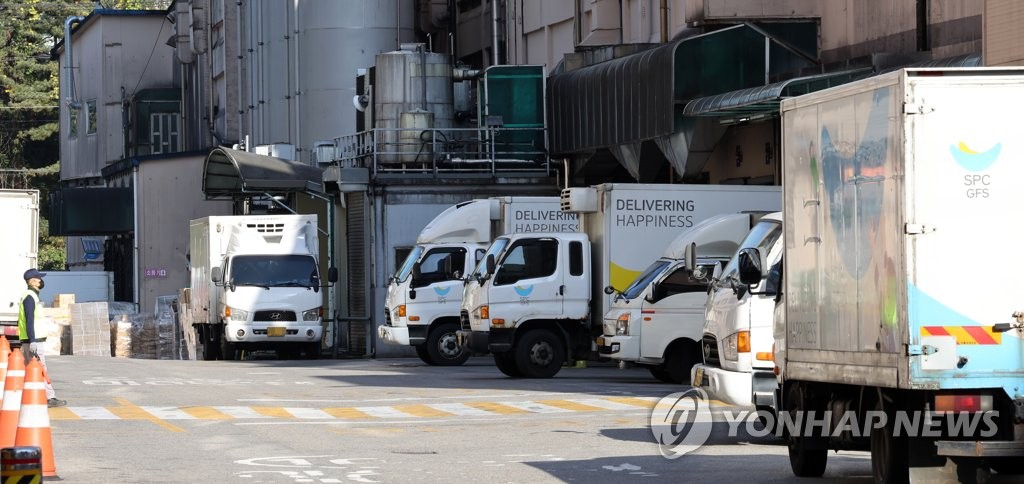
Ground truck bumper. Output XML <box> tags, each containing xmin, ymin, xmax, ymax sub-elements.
<box><xmin>378</xmin><ymin>324</ymin><xmax>428</xmax><ymax>346</ymax></box>
<box><xmin>935</xmin><ymin>440</ymin><xmax>1024</xmax><ymax>457</ymax></box>
<box><xmin>596</xmin><ymin>335</ymin><xmax>640</xmax><ymax>360</ymax></box>
<box><xmin>224</xmin><ymin>323</ymin><xmax>322</xmax><ymax>344</ymax></box>
<box><xmin>693</xmin><ymin>364</ymin><xmax>753</xmax><ymax>407</ymax></box>
<box><xmin>457</xmin><ymin>330</ymin><xmax>491</xmax><ymax>354</ymax></box>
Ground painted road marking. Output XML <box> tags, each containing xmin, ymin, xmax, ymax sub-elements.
<box><xmin>51</xmin><ymin>396</ymin><xmax>724</xmax><ymax>422</ymax></box>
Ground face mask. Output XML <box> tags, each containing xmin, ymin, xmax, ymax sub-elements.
<box><xmin>37</xmin><ymin>280</ymin><xmax>45</xmax><ymax>290</ymax></box>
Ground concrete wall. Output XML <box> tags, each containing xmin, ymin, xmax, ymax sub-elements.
<box><xmin>983</xmin><ymin>0</ymin><xmax>1024</xmax><ymax>66</ymax></box>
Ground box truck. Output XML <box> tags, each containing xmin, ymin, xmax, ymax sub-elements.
<box><xmin>189</xmin><ymin>214</ymin><xmax>336</xmax><ymax>360</ymax></box>
<box><xmin>598</xmin><ymin>211</ymin><xmax>777</xmax><ymax>384</ymax></box>
<box><xmin>692</xmin><ymin>212</ymin><xmax>783</xmax><ymax>416</ymax></box>
<box><xmin>0</xmin><ymin>189</ymin><xmax>40</xmax><ymax>343</ymax></box>
<box><xmin>458</xmin><ymin>183</ymin><xmax>781</xmax><ymax>378</ymax></box>
<box><xmin>739</xmin><ymin>68</ymin><xmax>1024</xmax><ymax>481</ymax></box>
<box><xmin>380</xmin><ymin>197</ymin><xmax>578</xmax><ymax>366</ymax></box>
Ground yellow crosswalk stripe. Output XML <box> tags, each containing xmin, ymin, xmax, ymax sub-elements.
<box><xmin>604</xmin><ymin>397</ymin><xmax>657</xmax><ymax>409</ymax></box>
<box><xmin>252</xmin><ymin>407</ymin><xmax>294</xmax><ymax>418</ymax></box>
<box><xmin>536</xmin><ymin>399</ymin><xmax>606</xmax><ymax>412</ymax></box>
<box><xmin>391</xmin><ymin>404</ymin><xmax>455</xmax><ymax>418</ymax></box>
<box><xmin>47</xmin><ymin>407</ymin><xmax>79</xmax><ymax>420</ymax></box>
<box><xmin>181</xmin><ymin>407</ymin><xmax>233</xmax><ymax>420</ymax></box>
<box><xmin>465</xmin><ymin>402</ymin><xmax>530</xmax><ymax>415</ymax></box>
<box><xmin>321</xmin><ymin>407</ymin><xmax>375</xmax><ymax>419</ymax></box>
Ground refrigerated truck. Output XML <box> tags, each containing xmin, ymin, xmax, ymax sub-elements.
<box><xmin>458</xmin><ymin>183</ymin><xmax>781</xmax><ymax>378</ymax></box>
<box><xmin>741</xmin><ymin>68</ymin><xmax>1024</xmax><ymax>481</ymax></box>
<box><xmin>598</xmin><ymin>211</ymin><xmax>776</xmax><ymax>384</ymax></box>
<box><xmin>380</xmin><ymin>197</ymin><xmax>578</xmax><ymax>365</ymax></box>
<box><xmin>189</xmin><ymin>214</ymin><xmax>336</xmax><ymax>360</ymax></box>
<box><xmin>0</xmin><ymin>189</ymin><xmax>40</xmax><ymax>344</ymax></box>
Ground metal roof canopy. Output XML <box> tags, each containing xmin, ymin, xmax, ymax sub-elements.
<box><xmin>202</xmin><ymin>147</ymin><xmax>325</xmax><ymax>199</ymax></box>
<box><xmin>682</xmin><ymin>68</ymin><xmax>873</xmax><ymax>124</ymax></box>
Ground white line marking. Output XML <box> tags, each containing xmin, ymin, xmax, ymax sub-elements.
<box><xmin>424</xmin><ymin>403</ymin><xmax>495</xmax><ymax>416</ymax></box>
<box><xmin>215</xmin><ymin>406</ymin><xmax>275</xmax><ymax>419</ymax></box>
<box><xmin>568</xmin><ymin>398</ymin><xmax>644</xmax><ymax>411</ymax></box>
<box><xmin>68</xmin><ymin>407</ymin><xmax>119</xmax><ymax>419</ymax></box>
<box><xmin>142</xmin><ymin>406</ymin><xmax>196</xmax><ymax>419</ymax></box>
<box><xmin>499</xmin><ymin>401</ymin><xmax>572</xmax><ymax>414</ymax></box>
<box><xmin>353</xmin><ymin>406</ymin><xmax>418</xmax><ymax>419</ymax></box>
<box><xmin>284</xmin><ymin>408</ymin><xmax>335</xmax><ymax>419</ymax></box>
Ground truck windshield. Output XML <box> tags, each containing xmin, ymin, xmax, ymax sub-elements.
<box><xmin>230</xmin><ymin>254</ymin><xmax>319</xmax><ymax>287</ymax></box>
<box><xmin>720</xmin><ymin>221</ymin><xmax>782</xmax><ymax>283</ymax></box>
<box><xmin>621</xmin><ymin>260</ymin><xmax>670</xmax><ymax>300</ymax></box>
<box><xmin>395</xmin><ymin>246</ymin><xmax>424</xmax><ymax>283</ymax></box>
<box><xmin>472</xmin><ymin>237</ymin><xmax>510</xmax><ymax>278</ymax></box>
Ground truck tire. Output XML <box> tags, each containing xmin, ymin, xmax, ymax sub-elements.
<box><xmin>514</xmin><ymin>329</ymin><xmax>565</xmax><ymax>378</ymax></box>
<box><xmin>415</xmin><ymin>344</ymin><xmax>435</xmax><ymax>365</ymax></box>
<box><xmin>426</xmin><ymin>323</ymin><xmax>470</xmax><ymax>366</ymax></box>
<box><xmin>494</xmin><ymin>352</ymin><xmax>522</xmax><ymax>377</ymax></box>
<box><xmin>304</xmin><ymin>342</ymin><xmax>321</xmax><ymax>359</ymax></box>
<box><xmin>787</xmin><ymin>384</ymin><xmax>827</xmax><ymax>477</ymax></box>
<box><xmin>201</xmin><ymin>328</ymin><xmax>219</xmax><ymax>361</ymax></box>
<box><xmin>648</xmin><ymin>365</ymin><xmax>673</xmax><ymax>383</ymax></box>
<box><xmin>220</xmin><ymin>339</ymin><xmax>239</xmax><ymax>361</ymax></box>
<box><xmin>991</xmin><ymin>457</ymin><xmax>1024</xmax><ymax>475</ymax></box>
<box><xmin>871</xmin><ymin>399</ymin><xmax>908</xmax><ymax>484</ymax></box>
<box><xmin>664</xmin><ymin>345</ymin><xmax>700</xmax><ymax>384</ymax></box>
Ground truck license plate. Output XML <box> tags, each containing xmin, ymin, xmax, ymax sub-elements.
<box><xmin>692</xmin><ymin>367</ymin><xmax>704</xmax><ymax>387</ymax></box>
<box><xmin>267</xmin><ymin>327</ymin><xmax>285</xmax><ymax>337</ymax></box>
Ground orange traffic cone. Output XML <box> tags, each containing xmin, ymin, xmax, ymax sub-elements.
<box><xmin>15</xmin><ymin>359</ymin><xmax>57</xmax><ymax>478</ymax></box>
<box><xmin>0</xmin><ymin>337</ymin><xmax>10</xmax><ymax>402</ymax></box>
<box><xmin>0</xmin><ymin>349</ymin><xmax>25</xmax><ymax>448</ymax></box>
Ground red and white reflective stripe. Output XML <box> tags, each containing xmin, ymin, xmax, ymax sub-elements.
<box><xmin>1</xmin><ymin>370</ymin><xmax>25</xmax><ymax>411</ymax></box>
<box><xmin>17</xmin><ymin>381</ymin><xmax>48</xmax><ymax>429</ymax></box>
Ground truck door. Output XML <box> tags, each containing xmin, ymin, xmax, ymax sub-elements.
<box><xmin>641</xmin><ymin>263</ymin><xmax>714</xmax><ymax>359</ymax></box>
<box><xmin>411</xmin><ymin>247</ymin><xmax>468</xmax><ymax>311</ymax></box>
<box><xmin>489</xmin><ymin>238</ymin><xmax>562</xmax><ymax>323</ymax></box>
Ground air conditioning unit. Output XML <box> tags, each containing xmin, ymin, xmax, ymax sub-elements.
<box><xmin>254</xmin><ymin>143</ymin><xmax>296</xmax><ymax>161</ymax></box>
<box><xmin>311</xmin><ymin>141</ymin><xmax>337</xmax><ymax>166</ymax></box>
<box><xmin>560</xmin><ymin>187</ymin><xmax>598</xmax><ymax>213</ymax></box>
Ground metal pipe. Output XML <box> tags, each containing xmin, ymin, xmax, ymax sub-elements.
<box><xmin>660</xmin><ymin>0</ymin><xmax>668</xmax><ymax>43</ymax></box>
<box><xmin>236</xmin><ymin>0</ymin><xmax>244</xmax><ymax>143</ymax></box>
<box><xmin>491</xmin><ymin>0</ymin><xmax>500</xmax><ymax>65</ymax></box>
<box><xmin>132</xmin><ymin>164</ymin><xmax>140</xmax><ymax>310</ymax></box>
<box><xmin>420</xmin><ymin>45</ymin><xmax>428</xmax><ymax>111</ymax></box>
<box><xmin>292</xmin><ymin>0</ymin><xmax>301</xmax><ymax>160</ymax></box>
<box><xmin>63</xmin><ymin>16</ymin><xmax>85</xmax><ymax>110</ymax></box>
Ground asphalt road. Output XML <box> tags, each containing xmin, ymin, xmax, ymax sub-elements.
<box><xmin>33</xmin><ymin>354</ymin><xmax>1012</xmax><ymax>483</ymax></box>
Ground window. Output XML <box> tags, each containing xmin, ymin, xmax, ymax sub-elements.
<box><xmin>658</xmin><ymin>266</ymin><xmax>711</xmax><ymax>298</ymax></box>
<box><xmin>720</xmin><ymin>221</ymin><xmax>782</xmax><ymax>283</ymax></box>
<box><xmin>494</xmin><ymin>238</ymin><xmax>558</xmax><ymax>286</ymax></box>
<box><xmin>569</xmin><ymin>241</ymin><xmax>583</xmax><ymax>276</ymax></box>
<box><xmin>150</xmin><ymin>113</ymin><xmax>180</xmax><ymax>154</ymax></box>
<box><xmin>622</xmin><ymin>260</ymin><xmax>670</xmax><ymax>300</ymax></box>
<box><xmin>86</xmin><ymin>100</ymin><xmax>97</xmax><ymax>135</ymax></box>
<box><xmin>68</xmin><ymin>108</ymin><xmax>78</xmax><ymax>138</ymax></box>
<box><xmin>412</xmin><ymin>247</ymin><xmax>467</xmax><ymax>288</ymax></box>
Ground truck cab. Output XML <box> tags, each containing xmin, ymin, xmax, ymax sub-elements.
<box><xmin>693</xmin><ymin>212</ymin><xmax>782</xmax><ymax>414</ymax></box>
<box><xmin>598</xmin><ymin>212</ymin><xmax>769</xmax><ymax>383</ymax></box>
<box><xmin>459</xmin><ymin>232</ymin><xmax>592</xmax><ymax>378</ymax></box>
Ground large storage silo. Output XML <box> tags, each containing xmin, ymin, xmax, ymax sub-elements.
<box><xmin>374</xmin><ymin>43</ymin><xmax>454</xmax><ymax>164</ymax></box>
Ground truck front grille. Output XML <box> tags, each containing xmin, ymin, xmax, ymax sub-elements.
<box><xmin>702</xmin><ymin>334</ymin><xmax>720</xmax><ymax>367</ymax></box>
<box><xmin>253</xmin><ymin>310</ymin><xmax>296</xmax><ymax>322</ymax></box>
<box><xmin>384</xmin><ymin>307</ymin><xmax>393</xmax><ymax>327</ymax></box>
<box><xmin>460</xmin><ymin>310</ymin><xmax>471</xmax><ymax>331</ymax></box>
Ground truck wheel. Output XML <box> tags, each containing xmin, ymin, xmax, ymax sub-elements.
<box><xmin>304</xmin><ymin>342</ymin><xmax>321</xmax><ymax>359</ymax></box>
<box><xmin>426</xmin><ymin>323</ymin><xmax>470</xmax><ymax>366</ymax></box>
<box><xmin>991</xmin><ymin>457</ymin><xmax>1024</xmax><ymax>475</ymax></box>
<box><xmin>648</xmin><ymin>365</ymin><xmax>673</xmax><ymax>383</ymax></box>
<box><xmin>415</xmin><ymin>344</ymin><xmax>435</xmax><ymax>365</ymax></box>
<box><xmin>220</xmin><ymin>339</ymin><xmax>238</xmax><ymax>361</ymax></box>
<box><xmin>201</xmin><ymin>329</ymin><xmax>219</xmax><ymax>360</ymax></box>
<box><xmin>494</xmin><ymin>352</ymin><xmax>522</xmax><ymax>377</ymax></box>
<box><xmin>514</xmin><ymin>329</ymin><xmax>565</xmax><ymax>378</ymax></box>
<box><xmin>664</xmin><ymin>345</ymin><xmax>700</xmax><ymax>384</ymax></box>
<box><xmin>871</xmin><ymin>400</ymin><xmax>908</xmax><ymax>484</ymax></box>
<box><xmin>787</xmin><ymin>385</ymin><xmax>827</xmax><ymax>477</ymax></box>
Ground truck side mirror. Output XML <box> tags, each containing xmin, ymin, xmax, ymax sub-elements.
<box><xmin>603</xmin><ymin>285</ymin><xmax>616</xmax><ymax>295</ymax></box>
<box><xmin>211</xmin><ymin>267</ymin><xmax>223</xmax><ymax>284</ymax></box>
<box><xmin>683</xmin><ymin>242</ymin><xmax>697</xmax><ymax>274</ymax></box>
<box><xmin>737</xmin><ymin>248</ymin><xmax>766</xmax><ymax>285</ymax></box>
<box><xmin>328</xmin><ymin>267</ymin><xmax>338</xmax><ymax>283</ymax></box>
<box><xmin>486</xmin><ymin>254</ymin><xmax>495</xmax><ymax>275</ymax></box>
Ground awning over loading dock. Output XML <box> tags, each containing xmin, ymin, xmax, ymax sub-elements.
<box><xmin>202</xmin><ymin>147</ymin><xmax>324</xmax><ymax>199</ymax></box>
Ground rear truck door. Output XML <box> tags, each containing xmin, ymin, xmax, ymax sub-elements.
<box><xmin>640</xmin><ymin>262</ymin><xmax>711</xmax><ymax>359</ymax></box>
<box><xmin>905</xmin><ymin>74</ymin><xmax>1024</xmax><ymax>395</ymax></box>
<box><xmin>488</xmin><ymin>237</ymin><xmax>563</xmax><ymax>326</ymax></box>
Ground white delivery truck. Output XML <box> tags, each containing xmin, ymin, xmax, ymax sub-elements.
<box><xmin>0</xmin><ymin>189</ymin><xmax>40</xmax><ymax>343</ymax></box>
<box><xmin>458</xmin><ymin>183</ymin><xmax>782</xmax><ymax>378</ymax></box>
<box><xmin>380</xmin><ymin>197</ymin><xmax>577</xmax><ymax>366</ymax></box>
<box><xmin>692</xmin><ymin>212</ymin><xmax>783</xmax><ymax>416</ymax></box>
<box><xmin>189</xmin><ymin>214</ymin><xmax>336</xmax><ymax>360</ymax></box>
<box><xmin>598</xmin><ymin>211</ymin><xmax>777</xmax><ymax>384</ymax></box>
<box><xmin>742</xmin><ymin>68</ymin><xmax>1024</xmax><ymax>481</ymax></box>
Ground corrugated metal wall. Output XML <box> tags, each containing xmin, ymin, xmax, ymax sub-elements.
<box><xmin>345</xmin><ymin>192</ymin><xmax>367</xmax><ymax>355</ymax></box>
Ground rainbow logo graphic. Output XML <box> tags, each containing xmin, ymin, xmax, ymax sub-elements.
<box><xmin>433</xmin><ymin>286</ymin><xmax>452</xmax><ymax>296</ymax></box>
<box><xmin>950</xmin><ymin>141</ymin><xmax>1001</xmax><ymax>172</ymax></box>
<box><xmin>513</xmin><ymin>285</ymin><xmax>534</xmax><ymax>297</ymax></box>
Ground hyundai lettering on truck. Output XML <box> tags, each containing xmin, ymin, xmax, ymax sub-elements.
<box><xmin>458</xmin><ymin>183</ymin><xmax>782</xmax><ymax>378</ymax></box>
<box><xmin>744</xmin><ymin>68</ymin><xmax>1024</xmax><ymax>481</ymax></box>
<box><xmin>189</xmin><ymin>214</ymin><xmax>336</xmax><ymax>360</ymax></box>
<box><xmin>380</xmin><ymin>197</ymin><xmax>577</xmax><ymax>366</ymax></box>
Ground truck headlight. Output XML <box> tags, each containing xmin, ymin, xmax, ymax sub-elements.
<box><xmin>615</xmin><ymin>313</ymin><xmax>630</xmax><ymax>336</ymax></box>
<box><xmin>226</xmin><ymin>307</ymin><xmax>248</xmax><ymax>322</ymax></box>
<box><xmin>603</xmin><ymin>320</ymin><xmax>616</xmax><ymax>336</ymax></box>
<box><xmin>723</xmin><ymin>330</ymin><xmax>750</xmax><ymax>361</ymax></box>
<box><xmin>302</xmin><ymin>308</ymin><xmax>321</xmax><ymax>321</ymax></box>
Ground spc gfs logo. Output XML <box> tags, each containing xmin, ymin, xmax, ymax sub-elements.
<box><xmin>433</xmin><ymin>286</ymin><xmax>452</xmax><ymax>304</ymax></box>
<box><xmin>952</xmin><ymin>141</ymin><xmax>1001</xmax><ymax>199</ymax></box>
<box><xmin>513</xmin><ymin>285</ymin><xmax>533</xmax><ymax>305</ymax></box>
<box><xmin>650</xmin><ymin>388</ymin><xmax>713</xmax><ymax>459</ymax></box>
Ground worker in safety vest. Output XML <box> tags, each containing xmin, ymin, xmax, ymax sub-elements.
<box><xmin>18</xmin><ymin>268</ymin><xmax>66</xmax><ymax>407</ymax></box>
